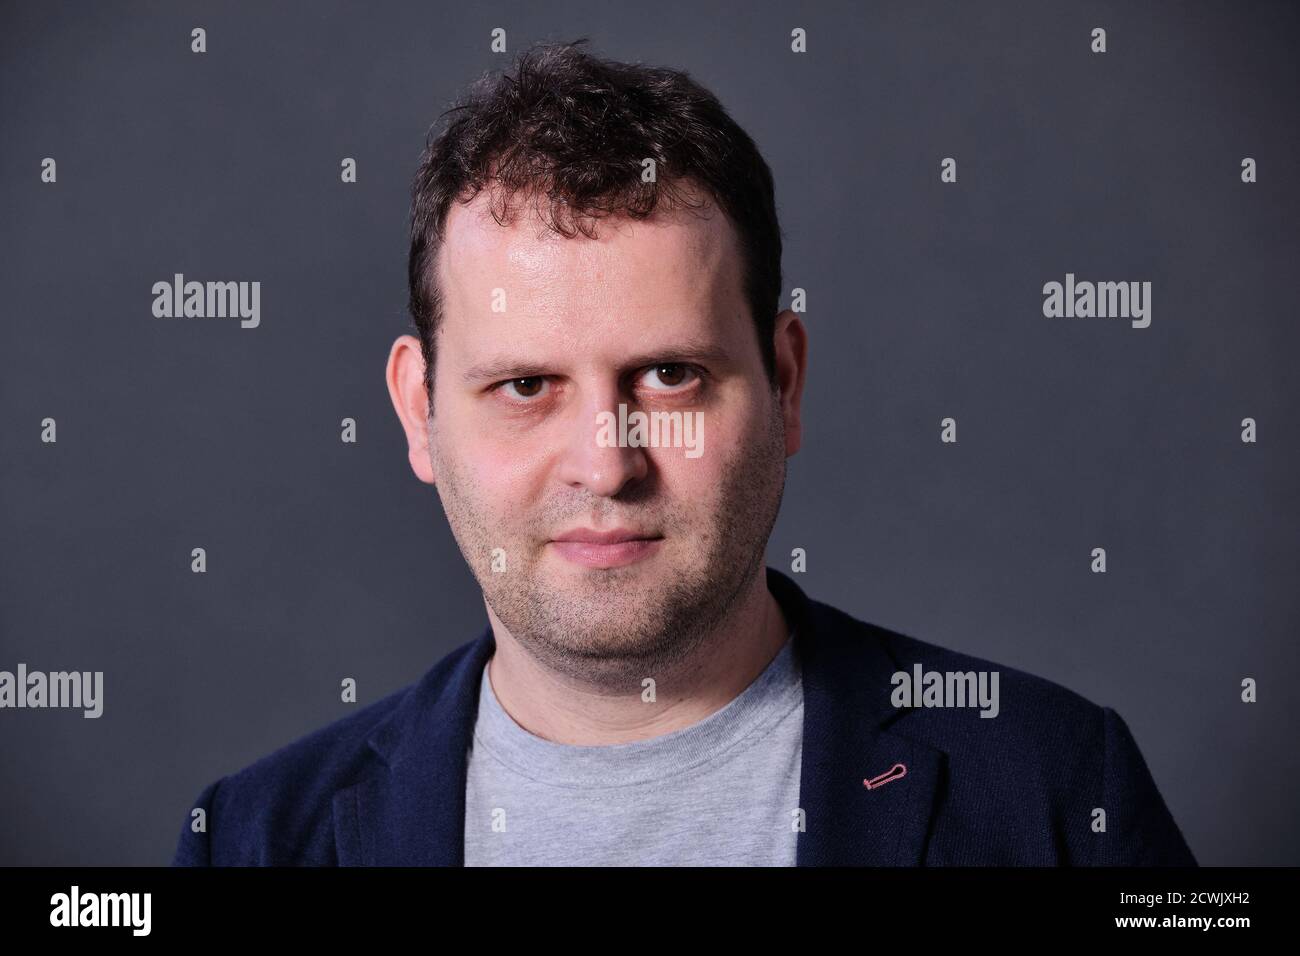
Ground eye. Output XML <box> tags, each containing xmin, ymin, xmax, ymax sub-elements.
<box><xmin>639</xmin><ymin>364</ymin><xmax>699</xmax><ymax>391</ymax></box>
<box><xmin>498</xmin><ymin>376</ymin><xmax>549</xmax><ymax>400</ymax></box>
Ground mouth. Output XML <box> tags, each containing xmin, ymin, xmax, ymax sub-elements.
<box><xmin>547</xmin><ymin>528</ymin><xmax>665</xmax><ymax>569</ymax></box>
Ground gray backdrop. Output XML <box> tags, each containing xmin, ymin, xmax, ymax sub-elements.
<box><xmin>1</xmin><ymin>0</ymin><xmax>1296</xmax><ymax>866</ymax></box>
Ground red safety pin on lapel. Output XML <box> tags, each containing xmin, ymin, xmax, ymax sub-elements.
<box><xmin>863</xmin><ymin>762</ymin><xmax>907</xmax><ymax>790</ymax></box>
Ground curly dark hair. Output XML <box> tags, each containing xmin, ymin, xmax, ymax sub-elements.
<box><xmin>406</xmin><ymin>38</ymin><xmax>784</xmax><ymax>403</ymax></box>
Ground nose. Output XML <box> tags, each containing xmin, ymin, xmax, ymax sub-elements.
<box><xmin>555</xmin><ymin>390</ymin><xmax>649</xmax><ymax>497</ymax></box>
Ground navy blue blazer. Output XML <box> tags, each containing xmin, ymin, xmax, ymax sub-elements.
<box><xmin>171</xmin><ymin>568</ymin><xmax>1196</xmax><ymax>866</ymax></box>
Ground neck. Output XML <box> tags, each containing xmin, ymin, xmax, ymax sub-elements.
<box><xmin>483</xmin><ymin>568</ymin><xmax>789</xmax><ymax>746</ymax></box>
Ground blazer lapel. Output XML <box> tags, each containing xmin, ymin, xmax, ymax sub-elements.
<box><xmin>767</xmin><ymin>569</ymin><xmax>945</xmax><ymax>866</ymax></box>
<box><xmin>334</xmin><ymin>627</ymin><xmax>495</xmax><ymax>865</ymax></box>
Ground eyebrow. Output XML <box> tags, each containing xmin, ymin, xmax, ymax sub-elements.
<box><xmin>460</xmin><ymin>343</ymin><xmax>733</xmax><ymax>384</ymax></box>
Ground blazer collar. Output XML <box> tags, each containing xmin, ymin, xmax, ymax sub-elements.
<box><xmin>335</xmin><ymin>568</ymin><xmax>942</xmax><ymax>866</ymax></box>
<box><xmin>333</xmin><ymin>629</ymin><xmax>492</xmax><ymax>865</ymax></box>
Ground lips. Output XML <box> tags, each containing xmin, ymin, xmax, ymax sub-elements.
<box><xmin>551</xmin><ymin>528</ymin><xmax>657</xmax><ymax>545</ymax></box>
<box><xmin>548</xmin><ymin>528</ymin><xmax>664</xmax><ymax>569</ymax></box>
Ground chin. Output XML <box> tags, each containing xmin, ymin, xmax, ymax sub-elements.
<box><xmin>544</xmin><ymin>552</ymin><xmax>670</xmax><ymax>580</ymax></box>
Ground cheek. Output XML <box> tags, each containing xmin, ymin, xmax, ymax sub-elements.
<box><xmin>437</xmin><ymin>394</ymin><xmax>542</xmax><ymax>491</ymax></box>
<box><xmin>653</xmin><ymin>456</ymin><xmax>716</xmax><ymax>508</ymax></box>
<box><xmin>459</xmin><ymin>431</ymin><xmax>552</xmax><ymax>510</ymax></box>
<box><xmin>649</xmin><ymin>404</ymin><xmax>749</xmax><ymax>496</ymax></box>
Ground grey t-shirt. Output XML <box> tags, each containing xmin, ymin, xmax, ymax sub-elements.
<box><xmin>463</xmin><ymin>635</ymin><xmax>804</xmax><ymax>866</ymax></box>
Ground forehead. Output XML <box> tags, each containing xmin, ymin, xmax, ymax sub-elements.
<box><xmin>434</xmin><ymin>184</ymin><xmax>745</xmax><ymax>336</ymax></box>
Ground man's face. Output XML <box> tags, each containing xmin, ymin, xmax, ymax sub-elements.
<box><xmin>402</xmin><ymin>186</ymin><xmax>800</xmax><ymax>686</ymax></box>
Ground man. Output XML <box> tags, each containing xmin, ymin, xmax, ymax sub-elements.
<box><xmin>171</xmin><ymin>40</ymin><xmax>1195</xmax><ymax>866</ymax></box>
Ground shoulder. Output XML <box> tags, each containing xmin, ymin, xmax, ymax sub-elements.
<box><xmin>171</xmin><ymin>636</ymin><xmax>484</xmax><ymax>866</ymax></box>
<box><xmin>807</xmin><ymin>595</ymin><xmax>1196</xmax><ymax>865</ymax></box>
<box><xmin>809</xmin><ymin>594</ymin><xmax>1101</xmax><ymax>738</ymax></box>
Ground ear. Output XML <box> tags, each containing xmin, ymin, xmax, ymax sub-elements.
<box><xmin>385</xmin><ymin>334</ymin><xmax>437</xmax><ymax>484</ymax></box>
<box><xmin>772</xmin><ymin>309</ymin><xmax>807</xmax><ymax>457</ymax></box>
